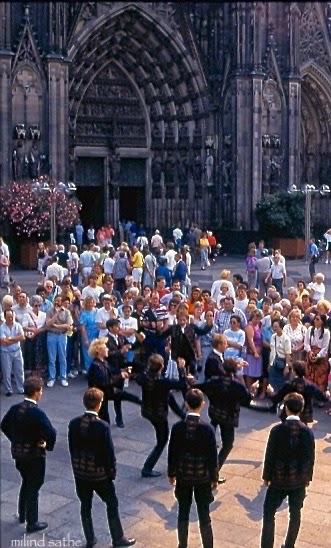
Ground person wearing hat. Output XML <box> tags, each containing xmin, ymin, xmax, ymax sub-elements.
<box><xmin>88</xmin><ymin>318</ymin><xmax>142</xmax><ymax>427</ymax></box>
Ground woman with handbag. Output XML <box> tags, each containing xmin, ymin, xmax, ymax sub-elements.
<box><xmin>304</xmin><ymin>314</ymin><xmax>330</xmax><ymax>395</ymax></box>
<box><xmin>283</xmin><ymin>309</ymin><xmax>307</xmax><ymax>363</ymax></box>
<box><xmin>21</xmin><ymin>295</ymin><xmax>47</xmax><ymax>373</ymax></box>
<box><xmin>269</xmin><ymin>318</ymin><xmax>291</xmax><ymax>392</ymax></box>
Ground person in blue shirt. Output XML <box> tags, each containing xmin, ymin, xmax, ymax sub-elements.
<box><xmin>309</xmin><ymin>238</ymin><xmax>319</xmax><ymax>281</ymax></box>
<box><xmin>155</xmin><ymin>259</ymin><xmax>172</xmax><ymax>288</ymax></box>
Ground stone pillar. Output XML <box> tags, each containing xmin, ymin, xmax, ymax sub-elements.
<box><xmin>231</xmin><ymin>3</ymin><xmax>254</xmax><ymax>229</ymax></box>
<box><xmin>0</xmin><ymin>2</ymin><xmax>13</xmax><ymax>185</ymax></box>
<box><xmin>46</xmin><ymin>56</ymin><xmax>69</xmax><ymax>182</ymax></box>
<box><xmin>286</xmin><ymin>4</ymin><xmax>301</xmax><ymax>188</ymax></box>
<box><xmin>0</xmin><ymin>55</ymin><xmax>13</xmax><ymax>185</ymax></box>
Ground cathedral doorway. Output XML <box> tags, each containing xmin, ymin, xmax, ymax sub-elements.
<box><xmin>76</xmin><ymin>157</ymin><xmax>105</xmax><ymax>229</ymax></box>
<box><xmin>119</xmin><ymin>187</ymin><xmax>145</xmax><ymax>225</ymax></box>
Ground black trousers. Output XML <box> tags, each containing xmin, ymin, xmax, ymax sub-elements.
<box><xmin>142</xmin><ymin>417</ymin><xmax>169</xmax><ymax>472</ymax></box>
<box><xmin>16</xmin><ymin>457</ymin><xmax>45</xmax><ymax>526</ymax></box>
<box><xmin>261</xmin><ymin>485</ymin><xmax>306</xmax><ymax>548</ymax></box>
<box><xmin>99</xmin><ymin>390</ymin><xmax>142</xmax><ymax>424</ymax></box>
<box><xmin>210</xmin><ymin>421</ymin><xmax>235</xmax><ymax>470</ymax></box>
<box><xmin>75</xmin><ymin>477</ymin><xmax>124</xmax><ymax>544</ymax></box>
<box><xmin>175</xmin><ymin>482</ymin><xmax>214</xmax><ymax>548</ymax></box>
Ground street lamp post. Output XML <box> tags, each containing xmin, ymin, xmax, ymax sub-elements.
<box><xmin>288</xmin><ymin>183</ymin><xmax>331</xmax><ymax>262</ymax></box>
<box><xmin>32</xmin><ymin>177</ymin><xmax>77</xmax><ymax>245</ymax></box>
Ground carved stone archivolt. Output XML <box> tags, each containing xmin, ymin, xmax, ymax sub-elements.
<box><xmin>300</xmin><ymin>4</ymin><xmax>331</xmax><ymax>76</ymax></box>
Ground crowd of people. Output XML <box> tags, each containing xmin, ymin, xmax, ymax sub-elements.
<box><xmin>0</xmin><ymin>228</ymin><xmax>330</xmax><ymax>548</ymax></box>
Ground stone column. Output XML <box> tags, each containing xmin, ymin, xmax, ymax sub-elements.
<box><xmin>0</xmin><ymin>55</ymin><xmax>13</xmax><ymax>185</ymax></box>
<box><xmin>286</xmin><ymin>4</ymin><xmax>301</xmax><ymax>188</ymax></box>
<box><xmin>46</xmin><ymin>56</ymin><xmax>69</xmax><ymax>182</ymax></box>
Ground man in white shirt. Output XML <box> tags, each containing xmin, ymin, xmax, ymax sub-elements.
<box><xmin>151</xmin><ymin>230</ymin><xmax>163</xmax><ymax>253</ymax></box>
<box><xmin>165</xmin><ymin>242</ymin><xmax>177</xmax><ymax>273</ymax></box>
<box><xmin>173</xmin><ymin>227</ymin><xmax>183</xmax><ymax>251</ymax></box>
<box><xmin>81</xmin><ymin>274</ymin><xmax>104</xmax><ymax>304</ymax></box>
<box><xmin>0</xmin><ymin>309</ymin><xmax>25</xmax><ymax>395</ymax></box>
<box><xmin>45</xmin><ymin>257</ymin><xmax>64</xmax><ymax>283</ymax></box>
<box><xmin>79</xmin><ymin>244</ymin><xmax>95</xmax><ymax>285</ymax></box>
<box><xmin>95</xmin><ymin>294</ymin><xmax>118</xmax><ymax>337</ymax></box>
<box><xmin>234</xmin><ymin>284</ymin><xmax>249</xmax><ymax>313</ymax></box>
<box><xmin>103</xmin><ymin>254</ymin><xmax>115</xmax><ymax>276</ymax></box>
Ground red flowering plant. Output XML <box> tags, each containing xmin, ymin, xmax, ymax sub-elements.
<box><xmin>0</xmin><ymin>180</ymin><xmax>82</xmax><ymax>238</ymax></box>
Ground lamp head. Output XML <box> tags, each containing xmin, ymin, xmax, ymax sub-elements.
<box><xmin>320</xmin><ymin>184</ymin><xmax>330</xmax><ymax>196</ymax></box>
<box><xmin>287</xmin><ymin>184</ymin><xmax>298</xmax><ymax>193</ymax></box>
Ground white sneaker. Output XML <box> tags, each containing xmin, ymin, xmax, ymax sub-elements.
<box><xmin>82</xmin><ymin>370</ymin><xmax>88</xmax><ymax>375</ymax></box>
<box><xmin>47</xmin><ymin>380</ymin><xmax>55</xmax><ymax>388</ymax></box>
<box><xmin>325</xmin><ymin>260</ymin><xmax>329</xmax><ymax>264</ymax></box>
<box><xmin>61</xmin><ymin>379</ymin><xmax>69</xmax><ymax>387</ymax></box>
<box><xmin>68</xmin><ymin>372</ymin><xmax>76</xmax><ymax>379</ymax></box>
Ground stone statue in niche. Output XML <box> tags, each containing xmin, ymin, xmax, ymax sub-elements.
<box><xmin>269</xmin><ymin>156</ymin><xmax>282</xmax><ymax>188</ymax></box>
<box><xmin>152</xmin><ymin>185</ymin><xmax>163</xmax><ymax>199</ymax></box>
<box><xmin>177</xmin><ymin>155</ymin><xmax>189</xmax><ymax>184</ymax></box>
<box><xmin>151</xmin><ymin>154</ymin><xmax>163</xmax><ymax>184</ymax></box>
<box><xmin>164</xmin><ymin>154</ymin><xmax>176</xmax><ymax>185</ymax></box>
<box><xmin>110</xmin><ymin>150</ymin><xmax>121</xmax><ymax>183</ymax></box>
<box><xmin>69</xmin><ymin>148</ymin><xmax>78</xmax><ymax>181</ymax></box>
<box><xmin>221</xmin><ymin>159</ymin><xmax>232</xmax><ymax>188</ymax></box>
<box><xmin>165</xmin><ymin>185</ymin><xmax>175</xmax><ymax>199</ymax></box>
<box><xmin>195</xmin><ymin>185</ymin><xmax>203</xmax><ymax>199</ymax></box>
<box><xmin>205</xmin><ymin>151</ymin><xmax>214</xmax><ymax>185</ymax></box>
<box><xmin>179</xmin><ymin>184</ymin><xmax>189</xmax><ymax>199</ymax></box>
<box><xmin>12</xmin><ymin>142</ymin><xmax>28</xmax><ymax>181</ymax></box>
<box><xmin>193</xmin><ymin>155</ymin><xmax>202</xmax><ymax>184</ymax></box>
<box><xmin>28</xmin><ymin>142</ymin><xmax>44</xmax><ymax>179</ymax></box>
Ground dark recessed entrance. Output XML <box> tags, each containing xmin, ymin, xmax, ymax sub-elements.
<box><xmin>119</xmin><ymin>187</ymin><xmax>145</xmax><ymax>224</ymax></box>
<box><xmin>76</xmin><ymin>157</ymin><xmax>105</xmax><ymax>229</ymax></box>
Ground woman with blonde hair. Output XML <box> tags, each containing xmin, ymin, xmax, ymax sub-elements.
<box><xmin>211</xmin><ymin>269</ymin><xmax>235</xmax><ymax>302</ymax></box>
<box><xmin>283</xmin><ymin>309</ymin><xmax>307</xmax><ymax>362</ymax></box>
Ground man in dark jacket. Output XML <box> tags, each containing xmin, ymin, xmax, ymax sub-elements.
<box><xmin>168</xmin><ymin>388</ymin><xmax>218</xmax><ymax>548</ymax></box>
<box><xmin>68</xmin><ymin>388</ymin><xmax>136</xmax><ymax>548</ymax></box>
<box><xmin>136</xmin><ymin>354</ymin><xmax>189</xmax><ymax>478</ymax></box>
<box><xmin>204</xmin><ymin>333</ymin><xmax>228</xmax><ymax>380</ymax></box>
<box><xmin>198</xmin><ymin>358</ymin><xmax>251</xmax><ymax>484</ymax></box>
<box><xmin>88</xmin><ymin>323</ymin><xmax>142</xmax><ymax>427</ymax></box>
<box><xmin>270</xmin><ymin>361</ymin><xmax>328</xmax><ymax>424</ymax></box>
<box><xmin>261</xmin><ymin>392</ymin><xmax>315</xmax><ymax>548</ymax></box>
<box><xmin>159</xmin><ymin>309</ymin><xmax>213</xmax><ymax>375</ymax></box>
<box><xmin>1</xmin><ymin>377</ymin><xmax>56</xmax><ymax>533</ymax></box>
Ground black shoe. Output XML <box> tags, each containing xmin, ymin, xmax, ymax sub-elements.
<box><xmin>113</xmin><ymin>537</ymin><xmax>136</xmax><ymax>547</ymax></box>
<box><xmin>5</xmin><ymin>392</ymin><xmax>12</xmax><ymax>397</ymax></box>
<box><xmin>26</xmin><ymin>521</ymin><xmax>48</xmax><ymax>533</ymax></box>
<box><xmin>18</xmin><ymin>515</ymin><xmax>25</xmax><ymax>524</ymax></box>
<box><xmin>218</xmin><ymin>476</ymin><xmax>226</xmax><ymax>484</ymax></box>
<box><xmin>141</xmin><ymin>470</ymin><xmax>161</xmax><ymax>478</ymax></box>
<box><xmin>116</xmin><ymin>420</ymin><xmax>125</xmax><ymax>428</ymax></box>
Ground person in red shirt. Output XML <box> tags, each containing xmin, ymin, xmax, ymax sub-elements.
<box><xmin>207</xmin><ymin>231</ymin><xmax>217</xmax><ymax>263</ymax></box>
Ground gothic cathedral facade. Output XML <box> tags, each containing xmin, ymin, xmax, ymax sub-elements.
<box><xmin>1</xmin><ymin>2</ymin><xmax>330</xmax><ymax>231</ymax></box>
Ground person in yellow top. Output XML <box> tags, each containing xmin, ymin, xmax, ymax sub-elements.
<box><xmin>131</xmin><ymin>245</ymin><xmax>144</xmax><ymax>290</ymax></box>
<box><xmin>199</xmin><ymin>232</ymin><xmax>211</xmax><ymax>270</ymax></box>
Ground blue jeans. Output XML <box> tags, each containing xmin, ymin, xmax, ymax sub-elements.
<box><xmin>47</xmin><ymin>332</ymin><xmax>67</xmax><ymax>381</ymax></box>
